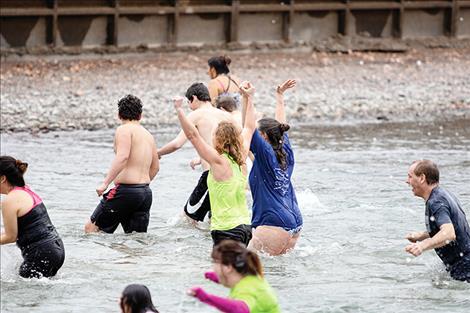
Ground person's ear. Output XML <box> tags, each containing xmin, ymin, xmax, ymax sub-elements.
<box><xmin>0</xmin><ymin>175</ymin><xmax>6</xmax><ymax>184</ymax></box>
<box><xmin>419</xmin><ymin>174</ymin><xmax>426</xmax><ymax>184</ymax></box>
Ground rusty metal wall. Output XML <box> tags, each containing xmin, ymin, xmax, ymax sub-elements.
<box><xmin>1</xmin><ymin>0</ymin><xmax>469</xmax><ymax>52</ymax></box>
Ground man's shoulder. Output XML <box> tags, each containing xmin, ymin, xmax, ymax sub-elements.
<box><xmin>428</xmin><ymin>188</ymin><xmax>451</xmax><ymax>211</ymax></box>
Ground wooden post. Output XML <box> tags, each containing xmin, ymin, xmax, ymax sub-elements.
<box><xmin>338</xmin><ymin>0</ymin><xmax>352</xmax><ymax>36</ymax></box>
<box><xmin>282</xmin><ymin>0</ymin><xmax>294</xmax><ymax>43</ymax></box>
<box><xmin>106</xmin><ymin>0</ymin><xmax>119</xmax><ymax>46</ymax></box>
<box><xmin>450</xmin><ymin>0</ymin><xmax>459</xmax><ymax>37</ymax></box>
<box><xmin>230</xmin><ymin>0</ymin><xmax>240</xmax><ymax>43</ymax></box>
<box><xmin>392</xmin><ymin>0</ymin><xmax>404</xmax><ymax>38</ymax></box>
<box><xmin>168</xmin><ymin>0</ymin><xmax>180</xmax><ymax>46</ymax></box>
<box><xmin>50</xmin><ymin>0</ymin><xmax>58</xmax><ymax>46</ymax></box>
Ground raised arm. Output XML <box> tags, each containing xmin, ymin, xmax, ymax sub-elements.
<box><xmin>275</xmin><ymin>79</ymin><xmax>296</xmax><ymax>124</ymax></box>
<box><xmin>239</xmin><ymin>81</ymin><xmax>256</xmax><ymax>160</ymax></box>
<box><xmin>96</xmin><ymin>126</ymin><xmax>131</xmax><ymax>196</ymax></box>
<box><xmin>173</xmin><ymin>97</ymin><xmax>222</xmax><ymax>167</ymax></box>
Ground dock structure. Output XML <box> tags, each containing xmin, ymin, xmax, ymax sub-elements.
<box><xmin>1</xmin><ymin>1</ymin><xmax>469</xmax><ymax>52</ymax></box>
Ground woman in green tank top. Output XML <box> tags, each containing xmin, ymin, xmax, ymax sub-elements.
<box><xmin>173</xmin><ymin>82</ymin><xmax>257</xmax><ymax>245</ymax></box>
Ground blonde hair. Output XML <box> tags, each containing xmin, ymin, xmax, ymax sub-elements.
<box><xmin>214</xmin><ymin>122</ymin><xmax>244</xmax><ymax>167</ymax></box>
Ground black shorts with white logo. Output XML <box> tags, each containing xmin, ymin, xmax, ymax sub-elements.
<box><xmin>184</xmin><ymin>170</ymin><xmax>211</xmax><ymax>222</ymax></box>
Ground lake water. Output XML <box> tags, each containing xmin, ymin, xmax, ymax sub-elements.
<box><xmin>1</xmin><ymin>119</ymin><xmax>469</xmax><ymax>313</ymax></box>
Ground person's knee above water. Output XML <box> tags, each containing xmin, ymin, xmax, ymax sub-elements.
<box><xmin>245</xmin><ymin>80</ymin><xmax>303</xmax><ymax>256</ymax></box>
<box><xmin>85</xmin><ymin>94</ymin><xmax>159</xmax><ymax>234</ymax></box>
<box><xmin>189</xmin><ymin>240</ymin><xmax>280</xmax><ymax>313</ymax></box>
<box><xmin>173</xmin><ymin>83</ymin><xmax>256</xmax><ymax>245</ymax></box>
<box><xmin>158</xmin><ymin>83</ymin><xmax>238</xmax><ymax>224</ymax></box>
<box><xmin>207</xmin><ymin>55</ymin><xmax>242</xmax><ymax>106</ymax></box>
<box><xmin>120</xmin><ymin>284</ymin><xmax>160</xmax><ymax>313</ymax></box>
<box><xmin>0</xmin><ymin>156</ymin><xmax>65</xmax><ymax>279</ymax></box>
<box><xmin>405</xmin><ymin>159</ymin><xmax>470</xmax><ymax>282</ymax></box>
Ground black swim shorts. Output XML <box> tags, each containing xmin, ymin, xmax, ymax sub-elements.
<box><xmin>91</xmin><ymin>183</ymin><xmax>152</xmax><ymax>233</ymax></box>
<box><xmin>211</xmin><ymin>224</ymin><xmax>252</xmax><ymax>246</ymax></box>
<box><xmin>184</xmin><ymin>170</ymin><xmax>211</xmax><ymax>222</ymax></box>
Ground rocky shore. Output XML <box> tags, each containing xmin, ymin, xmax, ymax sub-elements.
<box><xmin>1</xmin><ymin>48</ymin><xmax>469</xmax><ymax>133</ymax></box>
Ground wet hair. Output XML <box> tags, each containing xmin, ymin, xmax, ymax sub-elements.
<box><xmin>212</xmin><ymin>240</ymin><xmax>263</xmax><ymax>277</ymax></box>
<box><xmin>214</xmin><ymin>122</ymin><xmax>244</xmax><ymax>167</ymax></box>
<box><xmin>118</xmin><ymin>94</ymin><xmax>143</xmax><ymax>121</ymax></box>
<box><xmin>412</xmin><ymin>159</ymin><xmax>439</xmax><ymax>185</ymax></box>
<box><xmin>208</xmin><ymin>55</ymin><xmax>231</xmax><ymax>75</ymax></box>
<box><xmin>257</xmin><ymin>118</ymin><xmax>290</xmax><ymax>170</ymax></box>
<box><xmin>185</xmin><ymin>83</ymin><xmax>211</xmax><ymax>102</ymax></box>
<box><xmin>120</xmin><ymin>284</ymin><xmax>159</xmax><ymax>313</ymax></box>
<box><xmin>216</xmin><ymin>96</ymin><xmax>238</xmax><ymax>112</ymax></box>
<box><xmin>0</xmin><ymin>156</ymin><xmax>28</xmax><ymax>187</ymax></box>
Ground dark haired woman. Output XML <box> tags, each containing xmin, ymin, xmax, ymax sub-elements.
<box><xmin>173</xmin><ymin>81</ymin><xmax>256</xmax><ymax>245</ymax></box>
<box><xmin>207</xmin><ymin>55</ymin><xmax>242</xmax><ymax>105</ymax></box>
<box><xmin>120</xmin><ymin>284</ymin><xmax>159</xmax><ymax>313</ymax></box>
<box><xmin>189</xmin><ymin>240</ymin><xmax>280</xmax><ymax>313</ymax></box>
<box><xmin>0</xmin><ymin>156</ymin><xmax>65</xmax><ymax>278</ymax></box>
<box><xmin>246</xmin><ymin>79</ymin><xmax>303</xmax><ymax>256</ymax></box>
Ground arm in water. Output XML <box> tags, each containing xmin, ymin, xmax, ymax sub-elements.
<box><xmin>96</xmin><ymin>126</ymin><xmax>131</xmax><ymax>196</ymax></box>
<box><xmin>189</xmin><ymin>287</ymin><xmax>250</xmax><ymax>313</ymax></box>
<box><xmin>405</xmin><ymin>224</ymin><xmax>456</xmax><ymax>256</ymax></box>
<box><xmin>275</xmin><ymin>79</ymin><xmax>296</xmax><ymax>124</ymax></box>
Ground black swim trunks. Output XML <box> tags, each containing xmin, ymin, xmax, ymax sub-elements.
<box><xmin>184</xmin><ymin>171</ymin><xmax>211</xmax><ymax>222</ymax></box>
<box><xmin>91</xmin><ymin>183</ymin><xmax>152</xmax><ymax>233</ymax></box>
<box><xmin>19</xmin><ymin>238</ymin><xmax>65</xmax><ymax>278</ymax></box>
<box><xmin>211</xmin><ymin>224</ymin><xmax>252</xmax><ymax>246</ymax></box>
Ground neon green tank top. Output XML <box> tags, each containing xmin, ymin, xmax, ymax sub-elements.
<box><xmin>207</xmin><ymin>153</ymin><xmax>251</xmax><ymax>231</ymax></box>
<box><xmin>230</xmin><ymin>275</ymin><xmax>281</xmax><ymax>313</ymax></box>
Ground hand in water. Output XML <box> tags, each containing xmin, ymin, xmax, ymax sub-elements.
<box><xmin>204</xmin><ymin>271</ymin><xmax>219</xmax><ymax>283</ymax></box>
<box><xmin>277</xmin><ymin>79</ymin><xmax>296</xmax><ymax>94</ymax></box>
<box><xmin>240</xmin><ymin>81</ymin><xmax>255</xmax><ymax>97</ymax></box>
<box><xmin>405</xmin><ymin>242</ymin><xmax>423</xmax><ymax>256</ymax></box>
<box><xmin>190</xmin><ymin>157</ymin><xmax>201</xmax><ymax>170</ymax></box>
<box><xmin>173</xmin><ymin>96</ymin><xmax>185</xmax><ymax>110</ymax></box>
<box><xmin>96</xmin><ymin>183</ymin><xmax>108</xmax><ymax>196</ymax></box>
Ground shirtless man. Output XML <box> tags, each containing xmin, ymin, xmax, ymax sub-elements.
<box><xmin>85</xmin><ymin>95</ymin><xmax>159</xmax><ymax>234</ymax></box>
<box><xmin>158</xmin><ymin>83</ymin><xmax>237</xmax><ymax>223</ymax></box>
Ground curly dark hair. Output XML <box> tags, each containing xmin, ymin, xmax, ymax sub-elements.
<box><xmin>118</xmin><ymin>95</ymin><xmax>143</xmax><ymax>121</ymax></box>
<box><xmin>258</xmin><ymin>118</ymin><xmax>290</xmax><ymax>170</ymax></box>
<box><xmin>185</xmin><ymin>83</ymin><xmax>211</xmax><ymax>102</ymax></box>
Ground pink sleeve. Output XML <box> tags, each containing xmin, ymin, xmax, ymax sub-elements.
<box><xmin>205</xmin><ymin>271</ymin><xmax>220</xmax><ymax>283</ymax></box>
<box><xmin>192</xmin><ymin>287</ymin><xmax>250</xmax><ymax>313</ymax></box>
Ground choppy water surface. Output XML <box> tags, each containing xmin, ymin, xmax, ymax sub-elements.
<box><xmin>1</xmin><ymin>119</ymin><xmax>469</xmax><ymax>313</ymax></box>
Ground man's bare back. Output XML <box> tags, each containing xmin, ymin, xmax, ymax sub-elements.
<box><xmin>114</xmin><ymin>122</ymin><xmax>159</xmax><ymax>185</ymax></box>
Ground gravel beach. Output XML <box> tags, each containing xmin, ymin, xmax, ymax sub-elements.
<box><xmin>1</xmin><ymin>48</ymin><xmax>469</xmax><ymax>132</ymax></box>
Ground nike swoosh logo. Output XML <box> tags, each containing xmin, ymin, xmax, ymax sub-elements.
<box><xmin>186</xmin><ymin>190</ymin><xmax>209</xmax><ymax>214</ymax></box>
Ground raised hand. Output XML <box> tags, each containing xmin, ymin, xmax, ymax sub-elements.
<box><xmin>276</xmin><ymin>79</ymin><xmax>296</xmax><ymax>94</ymax></box>
<box><xmin>173</xmin><ymin>96</ymin><xmax>185</xmax><ymax>110</ymax></box>
<box><xmin>239</xmin><ymin>81</ymin><xmax>255</xmax><ymax>97</ymax></box>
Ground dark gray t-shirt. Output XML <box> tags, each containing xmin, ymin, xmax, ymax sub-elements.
<box><xmin>425</xmin><ymin>186</ymin><xmax>470</xmax><ymax>267</ymax></box>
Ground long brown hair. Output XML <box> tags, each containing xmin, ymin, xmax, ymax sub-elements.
<box><xmin>214</xmin><ymin>122</ymin><xmax>244</xmax><ymax>167</ymax></box>
<box><xmin>258</xmin><ymin>118</ymin><xmax>290</xmax><ymax>170</ymax></box>
<box><xmin>212</xmin><ymin>240</ymin><xmax>264</xmax><ymax>277</ymax></box>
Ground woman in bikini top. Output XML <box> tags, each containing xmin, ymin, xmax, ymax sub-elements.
<box><xmin>207</xmin><ymin>55</ymin><xmax>242</xmax><ymax>105</ymax></box>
